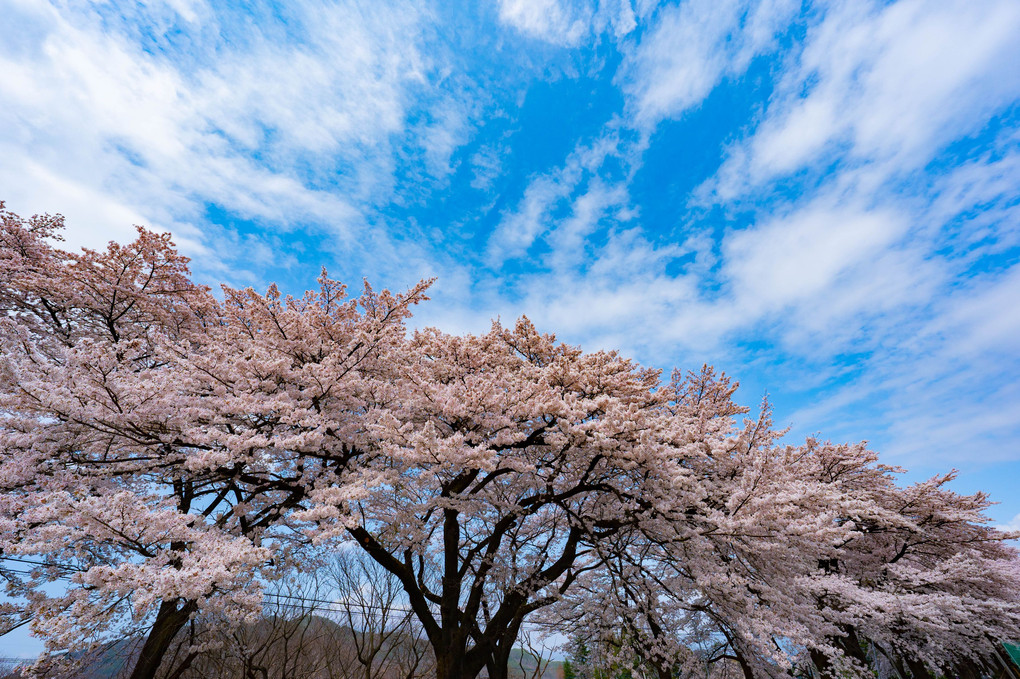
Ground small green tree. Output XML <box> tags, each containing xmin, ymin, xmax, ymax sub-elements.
<box><xmin>568</xmin><ymin>637</ymin><xmax>590</xmax><ymax>679</ymax></box>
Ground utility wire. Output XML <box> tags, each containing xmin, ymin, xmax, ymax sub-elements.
<box><xmin>259</xmin><ymin>592</ymin><xmax>567</xmax><ymax>631</ymax></box>
<box><xmin>0</xmin><ymin>556</ymin><xmax>81</xmax><ymax>572</ymax></box>
<box><xmin>0</xmin><ymin>557</ymin><xmax>570</xmax><ymax>632</ymax></box>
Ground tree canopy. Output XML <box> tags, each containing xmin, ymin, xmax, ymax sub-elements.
<box><xmin>1</xmin><ymin>205</ymin><xmax>1018</xmax><ymax>679</ymax></box>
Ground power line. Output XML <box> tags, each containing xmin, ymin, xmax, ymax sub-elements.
<box><xmin>259</xmin><ymin>592</ymin><xmax>567</xmax><ymax>631</ymax></box>
<box><xmin>0</xmin><ymin>556</ymin><xmax>81</xmax><ymax>572</ymax></box>
<box><xmin>0</xmin><ymin>557</ymin><xmax>570</xmax><ymax>632</ymax></box>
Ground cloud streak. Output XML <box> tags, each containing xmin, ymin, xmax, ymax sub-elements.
<box><xmin>0</xmin><ymin>0</ymin><xmax>435</xmax><ymax>279</ymax></box>
<box><xmin>3</xmin><ymin>0</ymin><xmax>1019</xmax><ymax>521</ymax></box>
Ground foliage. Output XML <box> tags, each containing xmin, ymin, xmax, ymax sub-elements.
<box><xmin>1</xmin><ymin>205</ymin><xmax>1018</xmax><ymax>679</ymax></box>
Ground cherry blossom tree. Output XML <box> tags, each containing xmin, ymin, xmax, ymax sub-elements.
<box><xmin>326</xmin><ymin>318</ymin><xmax>703</xmax><ymax>679</ymax></box>
<box><xmin>0</xmin><ymin>204</ymin><xmax>429</xmax><ymax>678</ymax></box>
<box><xmin>1</xmin><ymin>204</ymin><xmax>1018</xmax><ymax>679</ymax></box>
<box><xmin>798</xmin><ymin>443</ymin><xmax>1020</xmax><ymax>679</ymax></box>
<box><xmin>550</xmin><ymin>368</ymin><xmax>1020</xmax><ymax>679</ymax></box>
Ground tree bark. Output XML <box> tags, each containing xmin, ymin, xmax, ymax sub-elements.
<box><xmin>835</xmin><ymin>628</ymin><xmax>870</xmax><ymax>666</ymax></box>
<box><xmin>809</xmin><ymin>648</ymin><xmax>835</xmax><ymax>679</ymax></box>
<box><xmin>952</xmin><ymin>657</ymin><xmax>981</xmax><ymax>679</ymax></box>
<box><xmin>486</xmin><ymin>643</ymin><xmax>512</xmax><ymax>679</ymax></box>
<box><xmin>127</xmin><ymin>599</ymin><xmax>197</xmax><ymax>679</ymax></box>
<box><xmin>905</xmin><ymin>657</ymin><xmax>932</xmax><ymax>679</ymax></box>
<box><xmin>435</xmin><ymin>640</ymin><xmax>487</xmax><ymax>679</ymax></box>
<box><xmin>721</xmin><ymin>630</ymin><xmax>754</xmax><ymax>679</ymax></box>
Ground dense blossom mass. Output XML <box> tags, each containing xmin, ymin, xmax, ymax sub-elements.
<box><xmin>0</xmin><ymin>204</ymin><xmax>1018</xmax><ymax>679</ymax></box>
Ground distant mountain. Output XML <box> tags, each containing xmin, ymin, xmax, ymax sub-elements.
<box><xmin>506</xmin><ymin>648</ymin><xmax>563</xmax><ymax>679</ymax></box>
<box><xmin>3</xmin><ymin>618</ymin><xmax>562</xmax><ymax>679</ymax></box>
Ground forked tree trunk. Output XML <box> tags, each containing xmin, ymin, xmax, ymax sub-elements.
<box><xmin>433</xmin><ymin>625</ymin><xmax>521</xmax><ymax>679</ymax></box>
<box><xmin>434</xmin><ymin>645</ymin><xmax>485</xmax><ymax>679</ymax></box>
<box><xmin>809</xmin><ymin>648</ymin><xmax>835</xmax><ymax>679</ymax></box>
<box><xmin>127</xmin><ymin>599</ymin><xmax>197</xmax><ymax>679</ymax></box>
<box><xmin>486</xmin><ymin>644</ymin><xmax>512</xmax><ymax>679</ymax></box>
<box><xmin>904</xmin><ymin>657</ymin><xmax>932</xmax><ymax>679</ymax></box>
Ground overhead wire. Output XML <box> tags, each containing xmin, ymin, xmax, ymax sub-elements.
<box><xmin>0</xmin><ymin>557</ymin><xmax>570</xmax><ymax>632</ymax></box>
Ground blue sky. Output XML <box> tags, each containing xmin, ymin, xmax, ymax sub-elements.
<box><xmin>1</xmin><ymin>0</ymin><xmax>1019</xmax><ymax>634</ymax></box>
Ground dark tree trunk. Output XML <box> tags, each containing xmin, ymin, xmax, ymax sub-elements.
<box><xmin>872</xmin><ymin>642</ymin><xmax>908</xmax><ymax>679</ymax></box>
<box><xmin>810</xmin><ymin>648</ymin><xmax>835</xmax><ymax>679</ymax></box>
<box><xmin>952</xmin><ymin>658</ymin><xmax>981</xmax><ymax>679</ymax></box>
<box><xmin>434</xmin><ymin>650</ymin><xmax>461</xmax><ymax>679</ymax></box>
<box><xmin>809</xmin><ymin>629</ymin><xmax>870</xmax><ymax>679</ymax></box>
<box><xmin>435</xmin><ymin>622</ymin><xmax>522</xmax><ymax>679</ymax></box>
<box><xmin>722</xmin><ymin>630</ymin><xmax>754</xmax><ymax>679</ymax></box>
<box><xmin>732</xmin><ymin>646</ymin><xmax>755</xmax><ymax>679</ymax></box>
<box><xmin>890</xmin><ymin>655</ymin><xmax>910</xmax><ymax>679</ymax></box>
<box><xmin>835</xmin><ymin>628</ymin><xmax>870</xmax><ymax>666</ymax></box>
<box><xmin>127</xmin><ymin>599</ymin><xmax>197</xmax><ymax>679</ymax></box>
<box><xmin>486</xmin><ymin>642</ymin><xmax>512</xmax><ymax>679</ymax></box>
<box><xmin>905</xmin><ymin>657</ymin><xmax>932</xmax><ymax>679</ymax></box>
<box><xmin>434</xmin><ymin>640</ymin><xmax>488</xmax><ymax>679</ymax></box>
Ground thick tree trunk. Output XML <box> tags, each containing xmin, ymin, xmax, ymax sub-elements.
<box><xmin>872</xmin><ymin>642</ymin><xmax>909</xmax><ymax>679</ymax></box>
<box><xmin>435</xmin><ymin>646</ymin><xmax>486</xmax><ymax>679</ymax></box>
<box><xmin>486</xmin><ymin>644</ymin><xmax>512</xmax><ymax>679</ymax></box>
<box><xmin>952</xmin><ymin>658</ymin><xmax>981</xmax><ymax>679</ymax></box>
<box><xmin>127</xmin><ymin>599</ymin><xmax>197</xmax><ymax>679</ymax></box>
<box><xmin>732</xmin><ymin>647</ymin><xmax>755</xmax><ymax>679</ymax></box>
<box><xmin>811</xmin><ymin>629</ymin><xmax>870</xmax><ymax>679</ymax></box>
<box><xmin>434</xmin><ymin>626</ymin><xmax>518</xmax><ymax>679</ymax></box>
<box><xmin>810</xmin><ymin>648</ymin><xmax>835</xmax><ymax>679</ymax></box>
<box><xmin>837</xmin><ymin>628</ymin><xmax>869</xmax><ymax>666</ymax></box>
<box><xmin>905</xmin><ymin>657</ymin><xmax>932</xmax><ymax>679</ymax></box>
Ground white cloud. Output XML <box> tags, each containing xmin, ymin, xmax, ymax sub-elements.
<box><xmin>0</xmin><ymin>0</ymin><xmax>431</xmax><ymax>269</ymax></box>
<box><xmin>497</xmin><ymin>0</ymin><xmax>593</xmax><ymax>46</ymax></box>
<box><xmin>707</xmin><ymin>0</ymin><xmax>1020</xmax><ymax>200</ymax></box>
<box><xmin>619</xmin><ymin>0</ymin><xmax>798</xmax><ymax>126</ymax></box>
<box><xmin>0</xmin><ymin>157</ymin><xmax>162</xmax><ymax>252</ymax></box>
<box><xmin>545</xmin><ymin>180</ymin><xmax>630</xmax><ymax>269</ymax></box>
<box><xmin>483</xmin><ymin>147</ymin><xmax>944</xmax><ymax>367</ymax></box>
<box><xmin>469</xmin><ymin>145</ymin><xmax>503</xmax><ymax>191</ymax></box>
<box><xmin>486</xmin><ymin>135</ymin><xmax>621</xmax><ymax>264</ymax></box>
<box><xmin>927</xmin><ymin>267</ymin><xmax>1020</xmax><ymax>362</ymax></box>
<box><xmin>596</xmin><ymin>0</ymin><xmax>637</xmax><ymax>38</ymax></box>
<box><xmin>723</xmin><ymin>205</ymin><xmax>905</xmax><ymax>311</ymax></box>
<box><xmin>776</xmin><ymin>259</ymin><xmax>1020</xmax><ymax>468</ymax></box>
<box><xmin>924</xmin><ymin>146</ymin><xmax>1020</xmax><ymax>257</ymax></box>
<box><xmin>496</xmin><ymin>0</ymin><xmax>640</xmax><ymax>45</ymax></box>
<box><xmin>999</xmin><ymin>513</ymin><xmax>1020</xmax><ymax>534</ymax></box>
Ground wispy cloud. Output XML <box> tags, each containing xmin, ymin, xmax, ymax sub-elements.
<box><xmin>486</xmin><ymin>134</ymin><xmax>624</xmax><ymax>265</ymax></box>
<box><xmin>999</xmin><ymin>513</ymin><xmax>1020</xmax><ymax>534</ymax></box>
<box><xmin>619</xmin><ymin>0</ymin><xmax>798</xmax><ymax>127</ymax></box>
<box><xmin>703</xmin><ymin>0</ymin><xmax>1020</xmax><ymax>201</ymax></box>
<box><xmin>0</xmin><ymin>0</ymin><xmax>432</xmax><ymax>275</ymax></box>
<box><xmin>3</xmin><ymin>0</ymin><xmax>1019</xmax><ymax>519</ymax></box>
<box><xmin>494</xmin><ymin>0</ymin><xmax>638</xmax><ymax>45</ymax></box>
<box><xmin>497</xmin><ymin>0</ymin><xmax>593</xmax><ymax>46</ymax></box>
<box><xmin>476</xmin><ymin>0</ymin><xmax>1020</xmax><ymax>484</ymax></box>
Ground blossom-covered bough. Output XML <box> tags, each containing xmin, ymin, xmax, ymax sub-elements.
<box><xmin>0</xmin><ymin>204</ymin><xmax>428</xmax><ymax>678</ymax></box>
<box><xmin>547</xmin><ymin>373</ymin><xmax>1020</xmax><ymax>679</ymax></box>
<box><xmin>0</xmin><ymin>205</ymin><xmax>1018</xmax><ymax>679</ymax></box>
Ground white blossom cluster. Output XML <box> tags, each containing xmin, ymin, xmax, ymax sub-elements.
<box><xmin>1</xmin><ymin>205</ymin><xmax>1017</xmax><ymax>679</ymax></box>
